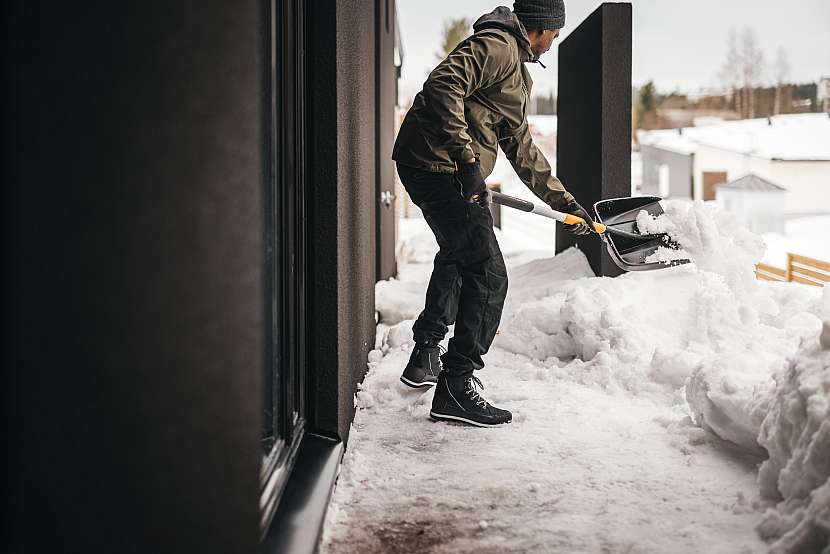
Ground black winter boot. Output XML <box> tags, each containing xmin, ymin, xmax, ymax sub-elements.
<box><xmin>400</xmin><ymin>345</ymin><xmax>442</xmax><ymax>388</ymax></box>
<box><xmin>430</xmin><ymin>373</ymin><xmax>512</xmax><ymax>427</ymax></box>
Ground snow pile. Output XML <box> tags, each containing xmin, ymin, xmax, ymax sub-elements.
<box><xmin>493</xmin><ymin>200</ymin><xmax>825</xmax><ymax>456</ymax></box>
<box><xmin>375</xmin><ymin>279</ymin><xmax>427</xmax><ymax>325</ymax></box>
<box><xmin>639</xmin><ymin>200</ymin><xmax>769</xmax><ymax>305</ymax></box>
<box><xmin>496</xmin><ymin>261</ymin><xmax>821</xmax><ymax>452</ymax></box>
<box><xmin>754</xmin><ymin>326</ymin><xmax>830</xmax><ymax>553</ymax></box>
<box><xmin>633</xmin><ymin>201</ymin><xmax>826</xmax><ymax>453</ymax></box>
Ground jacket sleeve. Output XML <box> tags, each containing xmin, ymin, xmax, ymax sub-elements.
<box><xmin>421</xmin><ymin>32</ymin><xmax>514</xmax><ymax>163</ymax></box>
<box><xmin>498</xmin><ymin>122</ymin><xmax>574</xmax><ymax>209</ymax></box>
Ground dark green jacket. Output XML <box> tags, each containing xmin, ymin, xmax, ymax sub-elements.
<box><xmin>392</xmin><ymin>6</ymin><xmax>574</xmax><ymax>209</ymax></box>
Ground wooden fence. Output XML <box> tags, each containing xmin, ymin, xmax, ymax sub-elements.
<box><xmin>756</xmin><ymin>253</ymin><xmax>830</xmax><ymax>287</ymax></box>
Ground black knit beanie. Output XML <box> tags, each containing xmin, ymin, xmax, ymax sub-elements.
<box><xmin>513</xmin><ymin>0</ymin><xmax>565</xmax><ymax>30</ymax></box>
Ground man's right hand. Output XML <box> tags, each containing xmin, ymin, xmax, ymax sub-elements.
<box><xmin>456</xmin><ymin>159</ymin><xmax>487</xmax><ymax>204</ymax></box>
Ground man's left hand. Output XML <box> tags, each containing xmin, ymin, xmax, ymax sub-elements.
<box><xmin>561</xmin><ymin>200</ymin><xmax>595</xmax><ymax>235</ymax></box>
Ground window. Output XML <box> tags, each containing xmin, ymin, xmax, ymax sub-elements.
<box><xmin>260</xmin><ymin>0</ymin><xmax>308</xmax><ymax>536</ymax></box>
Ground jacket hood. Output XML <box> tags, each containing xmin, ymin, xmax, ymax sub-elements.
<box><xmin>473</xmin><ymin>6</ymin><xmax>534</xmax><ymax>60</ymax></box>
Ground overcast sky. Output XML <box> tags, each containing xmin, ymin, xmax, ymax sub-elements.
<box><xmin>397</xmin><ymin>0</ymin><xmax>830</xmax><ymax>102</ymax></box>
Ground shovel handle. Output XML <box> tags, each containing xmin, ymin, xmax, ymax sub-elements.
<box><xmin>489</xmin><ymin>191</ymin><xmax>607</xmax><ymax>233</ymax></box>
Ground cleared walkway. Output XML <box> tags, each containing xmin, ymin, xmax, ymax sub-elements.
<box><xmin>321</xmin><ymin>229</ymin><xmax>768</xmax><ymax>554</ymax></box>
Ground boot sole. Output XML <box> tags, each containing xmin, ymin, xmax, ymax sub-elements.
<box><xmin>400</xmin><ymin>376</ymin><xmax>436</xmax><ymax>388</ymax></box>
<box><xmin>429</xmin><ymin>410</ymin><xmax>511</xmax><ymax>427</ymax></box>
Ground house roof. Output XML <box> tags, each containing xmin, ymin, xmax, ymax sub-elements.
<box><xmin>637</xmin><ymin>113</ymin><xmax>830</xmax><ymax>161</ymax></box>
<box><xmin>716</xmin><ymin>173</ymin><xmax>787</xmax><ymax>192</ymax></box>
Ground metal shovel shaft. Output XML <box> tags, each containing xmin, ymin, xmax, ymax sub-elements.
<box><xmin>488</xmin><ymin>191</ymin><xmax>660</xmax><ymax>241</ymax></box>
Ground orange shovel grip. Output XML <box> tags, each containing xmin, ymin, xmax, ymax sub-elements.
<box><xmin>562</xmin><ymin>214</ymin><xmax>606</xmax><ymax>234</ymax></box>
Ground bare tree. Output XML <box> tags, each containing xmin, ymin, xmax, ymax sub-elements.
<box><xmin>718</xmin><ymin>30</ymin><xmax>743</xmax><ymax>117</ymax></box>
<box><xmin>773</xmin><ymin>47</ymin><xmax>790</xmax><ymax>115</ymax></box>
<box><xmin>717</xmin><ymin>28</ymin><xmax>766</xmax><ymax>118</ymax></box>
<box><xmin>740</xmin><ymin>28</ymin><xmax>765</xmax><ymax>118</ymax></box>
<box><xmin>438</xmin><ymin>17</ymin><xmax>472</xmax><ymax>59</ymax></box>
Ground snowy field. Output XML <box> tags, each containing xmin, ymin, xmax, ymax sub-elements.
<box><xmin>322</xmin><ymin>202</ymin><xmax>830</xmax><ymax>553</ymax></box>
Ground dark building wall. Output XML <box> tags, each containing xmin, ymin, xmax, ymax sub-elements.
<box><xmin>5</xmin><ymin>1</ymin><xmax>263</xmax><ymax>552</ymax></box>
<box><xmin>307</xmin><ymin>0</ymin><xmax>378</xmax><ymax>442</ymax></box>
<box><xmin>556</xmin><ymin>2</ymin><xmax>632</xmax><ymax>277</ymax></box>
<box><xmin>640</xmin><ymin>144</ymin><xmax>694</xmax><ymax>198</ymax></box>
<box><xmin>335</xmin><ymin>0</ymin><xmax>379</xmax><ymax>439</ymax></box>
<box><xmin>6</xmin><ymin>0</ymin><xmax>385</xmax><ymax>549</ymax></box>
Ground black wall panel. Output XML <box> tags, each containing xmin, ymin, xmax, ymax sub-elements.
<box><xmin>556</xmin><ymin>2</ymin><xmax>632</xmax><ymax>277</ymax></box>
<box><xmin>5</xmin><ymin>2</ymin><xmax>263</xmax><ymax>552</ymax></box>
<box><xmin>307</xmin><ymin>0</ymin><xmax>378</xmax><ymax>442</ymax></box>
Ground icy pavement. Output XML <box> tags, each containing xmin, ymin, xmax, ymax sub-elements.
<box><xmin>322</xmin><ymin>213</ymin><xmax>828</xmax><ymax>554</ymax></box>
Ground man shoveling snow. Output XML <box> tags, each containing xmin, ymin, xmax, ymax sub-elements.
<box><xmin>391</xmin><ymin>0</ymin><xmax>596</xmax><ymax>427</ymax></box>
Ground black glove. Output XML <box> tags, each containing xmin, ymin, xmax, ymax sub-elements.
<box><xmin>561</xmin><ymin>200</ymin><xmax>595</xmax><ymax>235</ymax></box>
<box><xmin>456</xmin><ymin>159</ymin><xmax>490</xmax><ymax>207</ymax></box>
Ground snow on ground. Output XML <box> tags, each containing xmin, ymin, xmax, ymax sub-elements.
<box><xmin>756</xmin><ymin>323</ymin><xmax>830</xmax><ymax>553</ymax></box>
<box><xmin>761</xmin><ymin>216</ymin><xmax>830</xmax><ymax>268</ymax></box>
<box><xmin>323</xmin><ymin>204</ymin><xmax>829</xmax><ymax>553</ymax></box>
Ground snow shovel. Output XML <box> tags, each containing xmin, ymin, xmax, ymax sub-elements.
<box><xmin>487</xmin><ymin>191</ymin><xmax>688</xmax><ymax>272</ymax></box>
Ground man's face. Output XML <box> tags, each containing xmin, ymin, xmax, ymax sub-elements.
<box><xmin>531</xmin><ymin>29</ymin><xmax>560</xmax><ymax>57</ymax></box>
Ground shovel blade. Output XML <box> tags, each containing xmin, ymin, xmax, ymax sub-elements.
<box><xmin>593</xmin><ymin>196</ymin><xmax>689</xmax><ymax>272</ymax></box>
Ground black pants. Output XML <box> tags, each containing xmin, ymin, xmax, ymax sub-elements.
<box><xmin>397</xmin><ymin>163</ymin><xmax>508</xmax><ymax>377</ymax></box>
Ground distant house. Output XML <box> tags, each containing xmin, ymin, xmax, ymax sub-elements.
<box><xmin>638</xmin><ymin>113</ymin><xmax>830</xmax><ymax>216</ymax></box>
<box><xmin>639</xmin><ymin>129</ymin><xmax>697</xmax><ymax>198</ymax></box>
<box><xmin>715</xmin><ymin>174</ymin><xmax>786</xmax><ymax>234</ymax></box>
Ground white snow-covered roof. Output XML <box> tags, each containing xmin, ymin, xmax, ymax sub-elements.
<box><xmin>717</xmin><ymin>173</ymin><xmax>786</xmax><ymax>192</ymax></box>
<box><xmin>638</xmin><ymin>128</ymin><xmax>699</xmax><ymax>155</ymax></box>
<box><xmin>638</xmin><ymin>113</ymin><xmax>830</xmax><ymax>161</ymax></box>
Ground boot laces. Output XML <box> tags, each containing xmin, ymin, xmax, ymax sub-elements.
<box><xmin>465</xmin><ymin>375</ymin><xmax>489</xmax><ymax>408</ymax></box>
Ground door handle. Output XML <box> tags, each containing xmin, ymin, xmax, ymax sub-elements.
<box><xmin>380</xmin><ymin>190</ymin><xmax>396</xmax><ymax>208</ymax></box>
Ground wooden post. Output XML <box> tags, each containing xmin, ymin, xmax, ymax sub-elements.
<box><xmin>786</xmin><ymin>252</ymin><xmax>793</xmax><ymax>282</ymax></box>
<box><xmin>376</xmin><ymin>0</ymin><xmax>398</xmax><ymax>281</ymax></box>
<box><xmin>489</xmin><ymin>182</ymin><xmax>502</xmax><ymax>229</ymax></box>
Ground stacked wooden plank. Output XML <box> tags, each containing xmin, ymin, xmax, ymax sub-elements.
<box><xmin>755</xmin><ymin>254</ymin><xmax>830</xmax><ymax>287</ymax></box>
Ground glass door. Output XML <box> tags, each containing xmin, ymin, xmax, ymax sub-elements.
<box><xmin>260</xmin><ymin>0</ymin><xmax>307</xmax><ymax>535</ymax></box>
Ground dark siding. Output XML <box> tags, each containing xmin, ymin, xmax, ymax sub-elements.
<box><xmin>5</xmin><ymin>1</ymin><xmax>263</xmax><ymax>552</ymax></box>
<box><xmin>337</xmin><ymin>0</ymin><xmax>379</xmax><ymax>441</ymax></box>
<box><xmin>556</xmin><ymin>3</ymin><xmax>632</xmax><ymax>277</ymax></box>
<box><xmin>306</xmin><ymin>1</ymin><xmax>341</xmax><ymax>436</ymax></box>
<box><xmin>307</xmin><ymin>0</ymin><xmax>378</xmax><ymax>442</ymax></box>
